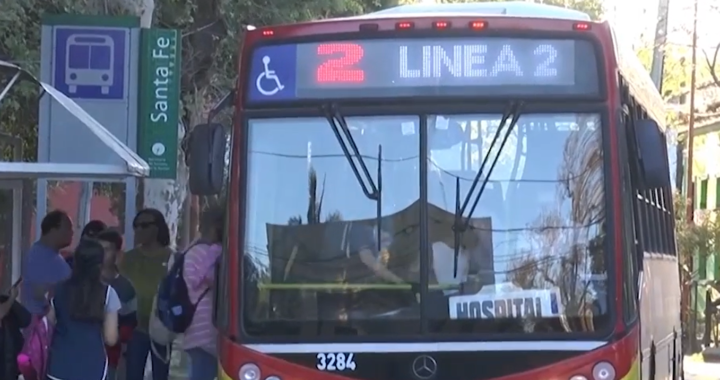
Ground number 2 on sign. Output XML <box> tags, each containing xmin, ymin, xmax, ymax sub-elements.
<box><xmin>316</xmin><ymin>353</ymin><xmax>356</xmax><ymax>371</ymax></box>
<box><xmin>316</xmin><ymin>43</ymin><xmax>365</xmax><ymax>83</ymax></box>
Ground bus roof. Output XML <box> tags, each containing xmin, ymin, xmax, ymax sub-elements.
<box><xmin>359</xmin><ymin>1</ymin><xmax>592</xmax><ymax>21</ymax></box>
<box><xmin>611</xmin><ymin>26</ymin><xmax>667</xmax><ymax>129</ymax></box>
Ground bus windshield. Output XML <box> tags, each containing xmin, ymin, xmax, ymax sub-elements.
<box><xmin>242</xmin><ymin>112</ymin><xmax>611</xmax><ymax>338</ymax></box>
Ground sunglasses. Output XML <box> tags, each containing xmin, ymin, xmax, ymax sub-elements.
<box><xmin>133</xmin><ymin>221</ymin><xmax>156</xmax><ymax>229</ymax></box>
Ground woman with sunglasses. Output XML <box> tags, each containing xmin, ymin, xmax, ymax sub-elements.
<box><xmin>120</xmin><ymin>209</ymin><xmax>173</xmax><ymax>380</ymax></box>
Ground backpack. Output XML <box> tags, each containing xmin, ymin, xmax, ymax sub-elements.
<box><xmin>17</xmin><ymin>315</ymin><xmax>53</xmax><ymax>380</ymax></box>
<box><xmin>154</xmin><ymin>244</ymin><xmax>210</xmax><ymax>334</ymax></box>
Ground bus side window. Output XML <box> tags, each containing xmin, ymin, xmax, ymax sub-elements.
<box><xmin>660</xmin><ymin>135</ymin><xmax>678</xmax><ymax>256</ymax></box>
<box><xmin>620</xmin><ymin>75</ymin><xmax>644</xmax><ymax>316</ymax></box>
<box><xmin>658</xmin><ymin>133</ymin><xmax>675</xmax><ymax>256</ymax></box>
<box><xmin>213</xmin><ymin>189</ymin><xmax>232</xmax><ymax>331</ymax></box>
<box><xmin>619</xmin><ymin>105</ymin><xmax>639</xmax><ymax>322</ymax></box>
<box><xmin>622</xmin><ymin>93</ymin><xmax>648</xmax><ymax>264</ymax></box>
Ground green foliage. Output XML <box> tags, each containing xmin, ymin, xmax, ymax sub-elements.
<box><xmin>0</xmin><ymin>1</ymin><xmax>136</xmax><ymax>162</ymax></box>
<box><xmin>0</xmin><ymin>0</ymin><xmax>606</xmax><ymax>165</ymax></box>
<box><xmin>637</xmin><ymin>44</ymin><xmax>714</xmax><ymax>103</ymax></box>
<box><xmin>2</xmin><ymin>0</ymin><xmax>606</xmax><ymax>221</ymax></box>
<box><xmin>1</xmin><ymin>2</ymin><xmax>46</xmax><ymax>161</ymax></box>
<box><xmin>0</xmin><ymin>0</ymin><xmax>382</xmax><ymax>162</ymax></box>
<box><xmin>674</xmin><ymin>192</ymin><xmax>720</xmax><ymax>270</ymax></box>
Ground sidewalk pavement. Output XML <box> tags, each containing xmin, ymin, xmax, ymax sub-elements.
<box><xmin>685</xmin><ymin>356</ymin><xmax>720</xmax><ymax>380</ymax></box>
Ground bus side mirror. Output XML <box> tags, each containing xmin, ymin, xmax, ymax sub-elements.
<box><xmin>188</xmin><ymin>123</ymin><xmax>227</xmax><ymax>195</ymax></box>
<box><xmin>634</xmin><ymin>119</ymin><xmax>670</xmax><ymax>190</ymax></box>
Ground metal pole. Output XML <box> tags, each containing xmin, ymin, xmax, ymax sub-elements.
<box><xmin>649</xmin><ymin>0</ymin><xmax>671</xmax><ymax>90</ymax></box>
<box><xmin>686</xmin><ymin>0</ymin><xmax>699</xmax><ymax>353</ymax></box>
<box><xmin>77</xmin><ymin>182</ymin><xmax>92</xmax><ymax>241</ymax></box>
<box><xmin>0</xmin><ymin>71</ymin><xmax>21</xmax><ymax>108</ymax></box>
<box><xmin>685</xmin><ymin>0</ymin><xmax>699</xmax><ymax>226</ymax></box>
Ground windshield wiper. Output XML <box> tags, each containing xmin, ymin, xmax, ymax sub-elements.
<box><xmin>452</xmin><ymin>101</ymin><xmax>524</xmax><ymax>276</ymax></box>
<box><xmin>323</xmin><ymin>104</ymin><xmax>383</xmax><ymax>252</ymax></box>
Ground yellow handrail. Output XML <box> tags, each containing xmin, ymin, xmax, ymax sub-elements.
<box><xmin>257</xmin><ymin>283</ymin><xmax>456</xmax><ymax>290</ymax></box>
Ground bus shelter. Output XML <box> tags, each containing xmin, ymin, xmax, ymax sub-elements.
<box><xmin>0</xmin><ymin>60</ymin><xmax>149</xmax><ymax>290</ymax></box>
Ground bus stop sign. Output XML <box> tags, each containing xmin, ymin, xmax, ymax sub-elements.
<box><xmin>53</xmin><ymin>28</ymin><xmax>127</xmax><ymax>100</ymax></box>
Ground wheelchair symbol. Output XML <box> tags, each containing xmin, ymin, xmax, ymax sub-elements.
<box><xmin>255</xmin><ymin>56</ymin><xmax>285</xmax><ymax>96</ymax></box>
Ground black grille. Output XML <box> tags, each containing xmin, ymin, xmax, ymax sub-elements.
<box><xmin>275</xmin><ymin>350</ymin><xmax>578</xmax><ymax>380</ymax></box>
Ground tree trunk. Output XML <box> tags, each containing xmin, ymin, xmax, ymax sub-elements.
<box><xmin>129</xmin><ymin>0</ymin><xmax>187</xmax><ymax>253</ymax></box>
<box><xmin>142</xmin><ymin>139</ymin><xmax>188</xmax><ymax>251</ymax></box>
<box><xmin>116</xmin><ymin>0</ymin><xmax>189</xmax><ymax>378</ymax></box>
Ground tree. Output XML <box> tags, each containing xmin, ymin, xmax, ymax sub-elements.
<box><xmin>704</xmin><ymin>43</ymin><xmax>720</xmax><ymax>90</ymax></box>
<box><xmin>673</xmin><ymin>191</ymin><xmax>720</xmax><ymax>283</ymax></box>
<box><xmin>0</xmin><ymin>2</ymin><xmax>59</xmax><ymax>162</ymax></box>
<box><xmin>673</xmin><ymin>191</ymin><xmax>720</xmax><ymax>349</ymax></box>
<box><xmin>0</xmin><ymin>0</ymin><xmax>605</xmax><ymax>166</ymax></box>
<box><xmin>636</xmin><ymin>43</ymin><xmax>715</xmax><ymax>104</ymax></box>
<box><xmin>696</xmin><ymin>1</ymin><xmax>720</xmax><ymax>90</ymax></box>
<box><xmin>288</xmin><ymin>168</ymin><xmax>343</xmax><ymax>225</ymax></box>
<box><xmin>429</xmin><ymin>0</ymin><xmax>604</xmax><ymax>20</ymax></box>
<box><xmin>0</xmin><ymin>0</ymin><xmax>386</xmax><ymax>240</ymax></box>
<box><xmin>637</xmin><ymin>45</ymin><xmax>686</xmax><ymax>101</ymax></box>
<box><xmin>635</xmin><ymin>1</ymin><xmax>720</xmax><ymax>121</ymax></box>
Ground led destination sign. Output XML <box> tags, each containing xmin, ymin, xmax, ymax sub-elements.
<box><xmin>246</xmin><ymin>37</ymin><xmax>600</xmax><ymax>102</ymax></box>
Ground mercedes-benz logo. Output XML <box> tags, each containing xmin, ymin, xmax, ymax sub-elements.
<box><xmin>412</xmin><ymin>355</ymin><xmax>437</xmax><ymax>380</ymax></box>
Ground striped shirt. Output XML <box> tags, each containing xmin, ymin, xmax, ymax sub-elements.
<box><xmin>182</xmin><ymin>242</ymin><xmax>221</xmax><ymax>354</ymax></box>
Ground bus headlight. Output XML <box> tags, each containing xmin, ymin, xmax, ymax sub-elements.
<box><xmin>239</xmin><ymin>363</ymin><xmax>261</xmax><ymax>380</ymax></box>
<box><xmin>592</xmin><ymin>362</ymin><xmax>616</xmax><ymax>380</ymax></box>
<box><xmin>570</xmin><ymin>376</ymin><xmax>588</xmax><ymax>380</ymax></box>
<box><xmin>266</xmin><ymin>376</ymin><xmax>282</xmax><ymax>380</ymax></box>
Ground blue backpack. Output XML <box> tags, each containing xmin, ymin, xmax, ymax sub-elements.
<box><xmin>155</xmin><ymin>244</ymin><xmax>210</xmax><ymax>334</ymax></box>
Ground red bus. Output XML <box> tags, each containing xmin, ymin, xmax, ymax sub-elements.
<box><xmin>187</xmin><ymin>2</ymin><xmax>681</xmax><ymax>380</ymax></box>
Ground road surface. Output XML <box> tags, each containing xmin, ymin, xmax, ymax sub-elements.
<box><xmin>685</xmin><ymin>357</ymin><xmax>720</xmax><ymax>380</ymax></box>
<box><xmin>18</xmin><ymin>356</ymin><xmax>717</xmax><ymax>380</ymax></box>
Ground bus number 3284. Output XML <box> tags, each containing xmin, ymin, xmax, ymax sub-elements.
<box><xmin>316</xmin><ymin>353</ymin><xmax>357</xmax><ymax>371</ymax></box>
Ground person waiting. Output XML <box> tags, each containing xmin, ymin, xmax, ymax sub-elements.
<box><xmin>46</xmin><ymin>239</ymin><xmax>121</xmax><ymax>380</ymax></box>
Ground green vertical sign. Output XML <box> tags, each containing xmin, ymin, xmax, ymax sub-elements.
<box><xmin>138</xmin><ymin>28</ymin><xmax>180</xmax><ymax>179</ymax></box>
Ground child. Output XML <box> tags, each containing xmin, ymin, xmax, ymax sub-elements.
<box><xmin>97</xmin><ymin>229</ymin><xmax>137</xmax><ymax>380</ymax></box>
<box><xmin>65</xmin><ymin>220</ymin><xmax>108</xmax><ymax>268</ymax></box>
